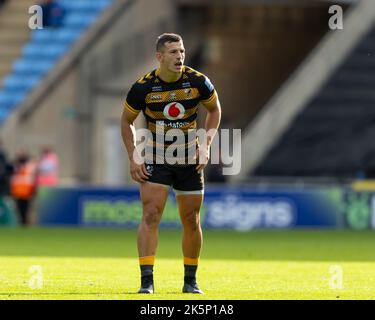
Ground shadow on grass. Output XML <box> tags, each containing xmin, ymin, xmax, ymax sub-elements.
<box><xmin>0</xmin><ymin>227</ymin><xmax>374</xmax><ymax>262</ymax></box>
<box><xmin>0</xmin><ymin>291</ymin><xmax>183</xmax><ymax>296</ymax></box>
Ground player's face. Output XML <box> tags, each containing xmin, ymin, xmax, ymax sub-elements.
<box><xmin>158</xmin><ymin>41</ymin><xmax>185</xmax><ymax>73</ymax></box>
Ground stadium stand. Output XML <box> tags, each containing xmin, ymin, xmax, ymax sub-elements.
<box><xmin>0</xmin><ymin>0</ymin><xmax>113</xmax><ymax>122</ymax></box>
<box><xmin>254</xmin><ymin>23</ymin><xmax>375</xmax><ymax>179</ymax></box>
<box><xmin>0</xmin><ymin>0</ymin><xmax>34</xmax><ymax>84</ymax></box>
<box><xmin>197</xmin><ymin>4</ymin><xmax>329</xmax><ymax>131</ymax></box>
<box><xmin>0</xmin><ymin>0</ymin><xmax>356</xmax><ymax>185</ymax></box>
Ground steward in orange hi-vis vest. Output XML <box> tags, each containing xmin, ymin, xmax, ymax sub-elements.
<box><xmin>11</xmin><ymin>161</ymin><xmax>37</xmax><ymax>200</ymax></box>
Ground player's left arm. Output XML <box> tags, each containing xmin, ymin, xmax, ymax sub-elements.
<box><xmin>202</xmin><ymin>90</ymin><xmax>221</xmax><ymax>147</ymax></box>
<box><xmin>197</xmin><ymin>90</ymin><xmax>222</xmax><ymax>172</ymax></box>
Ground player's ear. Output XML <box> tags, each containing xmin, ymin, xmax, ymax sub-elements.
<box><xmin>156</xmin><ymin>51</ymin><xmax>163</xmax><ymax>63</ymax></box>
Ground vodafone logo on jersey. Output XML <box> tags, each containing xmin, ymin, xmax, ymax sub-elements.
<box><xmin>163</xmin><ymin>102</ymin><xmax>185</xmax><ymax>120</ymax></box>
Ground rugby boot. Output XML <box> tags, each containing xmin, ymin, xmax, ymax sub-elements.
<box><xmin>182</xmin><ymin>281</ymin><xmax>204</xmax><ymax>294</ymax></box>
<box><xmin>138</xmin><ymin>276</ymin><xmax>154</xmax><ymax>294</ymax></box>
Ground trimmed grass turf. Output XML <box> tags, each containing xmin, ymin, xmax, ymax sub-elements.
<box><xmin>0</xmin><ymin>228</ymin><xmax>375</xmax><ymax>299</ymax></box>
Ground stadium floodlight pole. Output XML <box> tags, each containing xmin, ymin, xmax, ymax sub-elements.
<box><xmin>121</xmin><ymin>33</ymin><xmax>221</xmax><ymax>295</ymax></box>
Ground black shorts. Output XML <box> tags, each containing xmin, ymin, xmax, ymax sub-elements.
<box><xmin>145</xmin><ymin>164</ymin><xmax>204</xmax><ymax>195</ymax></box>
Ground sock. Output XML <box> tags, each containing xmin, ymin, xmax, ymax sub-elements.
<box><xmin>184</xmin><ymin>257</ymin><xmax>199</xmax><ymax>284</ymax></box>
<box><xmin>140</xmin><ymin>265</ymin><xmax>154</xmax><ymax>278</ymax></box>
<box><xmin>139</xmin><ymin>256</ymin><xmax>155</xmax><ymax>283</ymax></box>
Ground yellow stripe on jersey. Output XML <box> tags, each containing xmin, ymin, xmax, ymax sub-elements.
<box><xmin>148</xmin><ymin>121</ymin><xmax>197</xmax><ymax>133</ymax></box>
<box><xmin>186</xmin><ymin>66</ymin><xmax>203</xmax><ymax>77</ymax></box>
<box><xmin>136</xmin><ymin>77</ymin><xmax>147</xmax><ymax>84</ymax></box>
<box><xmin>145</xmin><ymin>88</ymin><xmax>200</xmax><ymax>104</ymax></box>
<box><xmin>145</xmin><ymin>71</ymin><xmax>153</xmax><ymax>79</ymax></box>
<box><xmin>201</xmin><ymin>89</ymin><xmax>217</xmax><ymax>104</ymax></box>
<box><xmin>124</xmin><ymin>101</ymin><xmax>141</xmax><ymax>115</ymax></box>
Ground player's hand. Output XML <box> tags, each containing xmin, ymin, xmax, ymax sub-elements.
<box><xmin>130</xmin><ymin>160</ymin><xmax>150</xmax><ymax>183</ymax></box>
<box><xmin>196</xmin><ymin>144</ymin><xmax>210</xmax><ymax>173</ymax></box>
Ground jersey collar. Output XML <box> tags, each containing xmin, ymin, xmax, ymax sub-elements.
<box><xmin>155</xmin><ymin>67</ymin><xmax>185</xmax><ymax>84</ymax></box>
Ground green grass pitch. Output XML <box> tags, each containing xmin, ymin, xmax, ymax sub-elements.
<box><xmin>0</xmin><ymin>228</ymin><xmax>374</xmax><ymax>300</ymax></box>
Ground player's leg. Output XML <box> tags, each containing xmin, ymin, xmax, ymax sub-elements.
<box><xmin>176</xmin><ymin>193</ymin><xmax>203</xmax><ymax>258</ymax></box>
<box><xmin>176</xmin><ymin>193</ymin><xmax>204</xmax><ymax>294</ymax></box>
<box><xmin>15</xmin><ymin>199</ymin><xmax>28</xmax><ymax>226</ymax></box>
<box><xmin>173</xmin><ymin>163</ymin><xmax>205</xmax><ymax>293</ymax></box>
<box><xmin>137</xmin><ymin>181</ymin><xmax>169</xmax><ymax>293</ymax></box>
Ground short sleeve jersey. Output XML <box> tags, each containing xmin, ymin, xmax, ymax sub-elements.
<box><xmin>124</xmin><ymin>66</ymin><xmax>217</xmax><ymax>165</ymax></box>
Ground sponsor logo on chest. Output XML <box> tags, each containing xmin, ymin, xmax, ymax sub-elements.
<box><xmin>150</xmin><ymin>94</ymin><xmax>162</xmax><ymax>101</ymax></box>
<box><xmin>163</xmin><ymin>102</ymin><xmax>185</xmax><ymax>120</ymax></box>
<box><xmin>169</xmin><ymin>92</ymin><xmax>177</xmax><ymax>100</ymax></box>
<box><xmin>151</xmin><ymin>86</ymin><xmax>163</xmax><ymax>92</ymax></box>
<box><xmin>185</xmin><ymin>88</ymin><xmax>192</xmax><ymax>98</ymax></box>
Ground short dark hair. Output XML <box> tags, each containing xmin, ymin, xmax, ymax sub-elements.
<box><xmin>156</xmin><ymin>33</ymin><xmax>183</xmax><ymax>52</ymax></box>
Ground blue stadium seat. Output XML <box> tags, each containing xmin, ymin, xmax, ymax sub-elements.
<box><xmin>0</xmin><ymin>109</ymin><xmax>10</xmax><ymax>123</ymax></box>
<box><xmin>0</xmin><ymin>0</ymin><xmax>114</xmax><ymax>124</ymax></box>
<box><xmin>13</xmin><ymin>59</ymin><xmax>55</xmax><ymax>76</ymax></box>
<box><xmin>22</xmin><ymin>43</ymin><xmax>41</xmax><ymax>58</ymax></box>
<box><xmin>0</xmin><ymin>109</ymin><xmax>8</xmax><ymax>117</ymax></box>
<box><xmin>3</xmin><ymin>75</ymin><xmax>42</xmax><ymax>91</ymax></box>
<box><xmin>55</xmin><ymin>28</ymin><xmax>82</xmax><ymax>44</ymax></box>
<box><xmin>59</xmin><ymin>0</ymin><xmax>97</xmax><ymax>12</ymax></box>
<box><xmin>59</xmin><ymin>0</ymin><xmax>111</xmax><ymax>12</ymax></box>
<box><xmin>30</xmin><ymin>28</ymin><xmax>80</xmax><ymax>46</ymax></box>
<box><xmin>95</xmin><ymin>0</ymin><xmax>112</xmax><ymax>10</ymax></box>
<box><xmin>0</xmin><ymin>91</ymin><xmax>27</xmax><ymax>110</ymax></box>
<box><xmin>0</xmin><ymin>93</ymin><xmax>13</xmax><ymax>110</ymax></box>
<box><xmin>44</xmin><ymin>43</ymin><xmax>70</xmax><ymax>58</ymax></box>
<box><xmin>30</xmin><ymin>29</ymin><xmax>57</xmax><ymax>43</ymax></box>
<box><xmin>63</xmin><ymin>13</ymin><xmax>98</xmax><ymax>28</ymax></box>
<box><xmin>23</xmin><ymin>43</ymin><xmax>70</xmax><ymax>59</ymax></box>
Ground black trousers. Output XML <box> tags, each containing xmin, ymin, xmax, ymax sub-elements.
<box><xmin>15</xmin><ymin>199</ymin><xmax>31</xmax><ymax>226</ymax></box>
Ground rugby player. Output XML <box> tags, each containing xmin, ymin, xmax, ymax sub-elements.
<box><xmin>121</xmin><ymin>33</ymin><xmax>221</xmax><ymax>294</ymax></box>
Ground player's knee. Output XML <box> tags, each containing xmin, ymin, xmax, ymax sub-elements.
<box><xmin>142</xmin><ymin>205</ymin><xmax>162</xmax><ymax>228</ymax></box>
<box><xmin>182</xmin><ymin>211</ymin><xmax>200</xmax><ymax>231</ymax></box>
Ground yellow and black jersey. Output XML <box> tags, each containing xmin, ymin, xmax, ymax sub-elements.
<box><xmin>123</xmin><ymin>66</ymin><xmax>217</xmax><ymax>165</ymax></box>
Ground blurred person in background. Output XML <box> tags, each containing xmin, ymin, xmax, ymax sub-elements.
<box><xmin>40</xmin><ymin>0</ymin><xmax>65</xmax><ymax>28</ymax></box>
<box><xmin>37</xmin><ymin>146</ymin><xmax>59</xmax><ymax>187</ymax></box>
<box><xmin>0</xmin><ymin>139</ymin><xmax>13</xmax><ymax>197</ymax></box>
<box><xmin>10</xmin><ymin>152</ymin><xmax>38</xmax><ymax>226</ymax></box>
<box><xmin>122</xmin><ymin>33</ymin><xmax>221</xmax><ymax>294</ymax></box>
<box><xmin>0</xmin><ymin>139</ymin><xmax>15</xmax><ymax>225</ymax></box>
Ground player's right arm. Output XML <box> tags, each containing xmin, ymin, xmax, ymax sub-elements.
<box><xmin>121</xmin><ymin>85</ymin><xmax>150</xmax><ymax>184</ymax></box>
